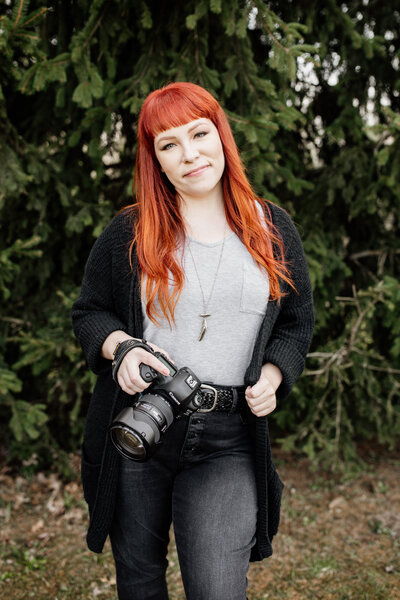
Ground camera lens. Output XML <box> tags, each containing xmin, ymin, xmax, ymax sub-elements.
<box><xmin>109</xmin><ymin>362</ymin><xmax>202</xmax><ymax>462</ymax></box>
<box><xmin>111</xmin><ymin>427</ymin><xmax>146</xmax><ymax>460</ymax></box>
<box><xmin>109</xmin><ymin>396</ymin><xmax>174</xmax><ymax>461</ymax></box>
<box><xmin>122</xmin><ymin>430</ymin><xmax>141</xmax><ymax>448</ymax></box>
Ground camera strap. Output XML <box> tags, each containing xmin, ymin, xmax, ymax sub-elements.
<box><xmin>111</xmin><ymin>339</ymin><xmax>152</xmax><ymax>383</ymax></box>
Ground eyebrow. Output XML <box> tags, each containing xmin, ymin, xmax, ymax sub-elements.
<box><xmin>156</xmin><ymin>121</ymin><xmax>209</xmax><ymax>144</ymax></box>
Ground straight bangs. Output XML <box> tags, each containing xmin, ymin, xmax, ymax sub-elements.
<box><xmin>139</xmin><ymin>82</ymin><xmax>219</xmax><ymax>144</ymax></box>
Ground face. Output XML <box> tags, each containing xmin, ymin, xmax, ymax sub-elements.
<box><xmin>153</xmin><ymin>118</ymin><xmax>225</xmax><ymax>201</ymax></box>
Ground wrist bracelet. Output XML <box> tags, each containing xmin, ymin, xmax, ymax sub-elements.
<box><xmin>112</xmin><ymin>337</ymin><xmax>148</xmax><ymax>358</ymax></box>
<box><xmin>112</xmin><ymin>339</ymin><xmax>151</xmax><ymax>383</ymax></box>
<box><xmin>112</xmin><ymin>340</ymin><xmax>122</xmax><ymax>358</ymax></box>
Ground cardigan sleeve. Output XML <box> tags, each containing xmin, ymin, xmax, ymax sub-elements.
<box><xmin>71</xmin><ymin>215</ymin><xmax>131</xmax><ymax>375</ymax></box>
<box><xmin>263</xmin><ymin>209</ymin><xmax>315</xmax><ymax>401</ymax></box>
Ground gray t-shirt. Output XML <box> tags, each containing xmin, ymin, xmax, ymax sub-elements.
<box><xmin>142</xmin><ymin>231</ymin><xmax>269</xmax><ymax>386</ymax></box>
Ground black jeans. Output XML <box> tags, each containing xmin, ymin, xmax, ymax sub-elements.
<box><xmin>109</xmin><ymin>411</ymin><xmax>258</xmax><ymax>600</ymax></box>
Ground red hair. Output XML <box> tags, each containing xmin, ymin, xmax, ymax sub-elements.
<box><xmin>125</xmin><ymin>82</ymin><xmax>294</xmax><ymax>326</ymax></box>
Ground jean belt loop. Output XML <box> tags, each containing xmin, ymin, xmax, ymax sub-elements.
<box><xmin>230</xmin><ymin>387</ymin><xmax>238</xmax><ymax>414</ymax></box>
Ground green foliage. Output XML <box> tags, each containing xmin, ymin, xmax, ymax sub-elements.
<box><xmin>277</xmin><ymin>277</ymin><xmax>400</xmax><ymax>470</ymax></box>
<box><xmin>10</xmin><ymin>400</ymin><xmax>48</xmax><ymax>442</ymax></box>
<box><xmin>0</xmin><ymin>236</ymin><xmax>42</xmax><ymax>300</ymax></box>
<box><xmin>0</xmin><ymin>0</ymin><xmax>399</xmax><ymax>471</ymax></box>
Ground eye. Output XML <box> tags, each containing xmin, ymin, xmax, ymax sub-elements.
<box><xmin>194</xmin><ymin>131</ymin><xmax>208</xmax><ymax>139</ymax></box>
<box><xmin>161</xmin><ymin>142</ymin><xmax>175</xmax><ymax>151</ymax></box>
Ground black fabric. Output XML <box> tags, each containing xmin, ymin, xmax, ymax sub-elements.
<box><xmin>71</xmin><ymin>201</ymin><xmax>315</xmax><ymax>561</ymax></box>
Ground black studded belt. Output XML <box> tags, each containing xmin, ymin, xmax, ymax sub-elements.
<box><xmin>197</xmin><ymin>384</ymin><xmax>247</xmax><ymax>413</ymax></box>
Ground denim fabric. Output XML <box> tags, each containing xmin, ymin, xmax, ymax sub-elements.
<box><xmin>109</xmin><ymin>411</ymin><xmax>258</xmax><ymax>600</ymax></box>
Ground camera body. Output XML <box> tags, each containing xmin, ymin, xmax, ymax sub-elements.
<box><xmin>109</xmin><ymin>351</ymin><xmax>202</xmax><ymax>461</ymax></box>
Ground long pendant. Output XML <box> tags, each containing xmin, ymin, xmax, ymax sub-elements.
<box><xmin>198</xmin><ymin>313</ymin><xmax>211</xmax><ymax>341</ymax></box>
<box><xmin>187</xmin><ymin>223</ymin><xmax>227</xmax><ymax>342</ymax></box>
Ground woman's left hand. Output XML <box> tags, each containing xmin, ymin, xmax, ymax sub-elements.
<box><xmin>245</xmin><ymin>363</ymin><xmax>283</xmax><ymax>417</ymax></box>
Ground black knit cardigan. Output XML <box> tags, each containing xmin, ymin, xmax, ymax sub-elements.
<box><xmin>71</xmin><ymin>201</ymin><xmax>314</xmax><ymax>561</ymax></box>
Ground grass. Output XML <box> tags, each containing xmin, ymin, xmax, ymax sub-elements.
<box><xmin>0</xmin><ymin>449</ymin><xmax>399</xmax><ymax>599</ymax></box>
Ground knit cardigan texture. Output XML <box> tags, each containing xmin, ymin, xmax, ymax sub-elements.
<box><xmin>71</xmin><ymin>201</ymin><xmax>315</xmax><ymax>561</ymax></box>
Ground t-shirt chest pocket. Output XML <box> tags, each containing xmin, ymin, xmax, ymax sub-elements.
<box><xmin>240</xmin><ymin>262</ymin><xmax>270</xmax><ymax>316</ymax></box>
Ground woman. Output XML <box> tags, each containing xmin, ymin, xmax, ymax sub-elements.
<box><xmin>72</xmin><ymin>81</ymin><xmax>314</xmax><ymax>600</ymax></box>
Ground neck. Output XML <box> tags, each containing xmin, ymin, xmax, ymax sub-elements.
<box><xmin>182</xmin><ymin>209</ymin><xmax>229</xmax><ymax>244</ymax></box>
<box><xmin>178</xmin><ymin>186</ymin><xmax>225</xmax><ymax>221</ymax></box>
<box><xmin>178</xmin><ymin>186</ymin><xmax>229</xmax><ymax>243</ymax></box>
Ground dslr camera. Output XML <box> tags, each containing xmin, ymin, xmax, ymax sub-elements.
<box><xmin>109</xmin><ymin>348</ymin><xmax>203</xmax><ymax>461</ymax></box>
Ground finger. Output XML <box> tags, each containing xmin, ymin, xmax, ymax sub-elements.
<box><xmin>245</xmin><ymin>387</ymin><xmax>275</xmax><ymax>406</ymax></box>
<box><xmin>246</xmin><ymin>391</ymin><xmax>276</xmax><ymax>410</ymax></box>
<box><xmin>146</xmin><ymin>354</ymin><xmax>171</xmax><ymax>376</ymax></box>
<box><xmin>118</xmin><ymin>358</ymin><xmax>151</xmax><ymax>393</ymax></box>
<box><xmin>125</xmin><ymin>348</ymin><xmax>170</xmax><ymax>377</ymax></box>
<box><xmin>120</xmin><ymin>353</ymin><xmax>171</xmax><ymax>393</ymax></box>
<box><xmin>251</xmin><ymin>406</ymin><xmax>275</xmax><ymax>417</ymax></box>
<box><xmin>247</xmin><ymin>395</ymin><xmax>267</xmax><ymax>410</ymax></box>
<box><xmin>246</xmin><ymin>379</ymin><xmax>274</xmax><ymax>399</ymax></box>
<box><xmin>248</xmin><ymin>398</ymin><xmax>277</xmax><ymax>417</ymax></box>
<box><xmin>134</xmin><ymin>349</ymin><xmax>170</xmax><ymax>376</ymax></box>
<box><xmin>146</xmin><ymin>343</ymin><xmax>176</xmax><ymax>364</ymax></box>
<box><xmin>117</xmin><ymin>371</ymin><xmax>145</xmax><ymax>395</ymax></box>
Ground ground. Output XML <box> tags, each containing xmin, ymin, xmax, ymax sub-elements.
<box><xmin>0</xmin><ymin>447</ymin><xmax>399</xmax><ymax>600</ymax></box>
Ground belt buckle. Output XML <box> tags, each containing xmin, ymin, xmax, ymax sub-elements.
<box><xmin>198</xmin><ymin>384</ymin><xmax>218</xmax><ymax>413</ymax></box>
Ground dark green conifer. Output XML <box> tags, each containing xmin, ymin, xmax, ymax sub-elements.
<box><xmin>1</xmin><ymin>1</ymin><xmax>399</xmax><ymax>469</ymax></box>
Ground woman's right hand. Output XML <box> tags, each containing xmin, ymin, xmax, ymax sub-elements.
<box><xmin>101</xmin><ymin>330</ymin><xmax>174</xmax><ymax>395</ymax></box>
<box><xmin>116</xmin><ymin>341</ymin><xmax>174</xmax><ymax>396</ymax></box>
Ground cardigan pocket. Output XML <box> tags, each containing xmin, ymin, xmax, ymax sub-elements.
<box><xmin>81</xmin><ymin>445</ymin><xmax>101</xmax><ymax>514</ymax></box>
<box><xmin>268</xmin><ymin>467</ymin><xmax>284</xmax><ymax>539</ymax></box>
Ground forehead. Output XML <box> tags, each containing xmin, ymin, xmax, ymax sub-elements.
<box><xmin>154</xmin><ymin>118</ymin><xmax>213</xmax><ymax>143</ymax></box>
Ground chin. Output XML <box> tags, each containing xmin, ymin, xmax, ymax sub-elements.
<box><xmin>186</xmin><ymin>180</ymin><xmax>221</xmax><ymax>196</ymax></box>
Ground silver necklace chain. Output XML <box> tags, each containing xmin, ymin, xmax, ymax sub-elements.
<box><xmin>186</xmin><ymin>223</ymin><xmax>227</xmax><ymax>341</ymax></box>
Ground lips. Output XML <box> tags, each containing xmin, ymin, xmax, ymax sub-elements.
<box><xmin>184</xmin><ymin>164</ymin><xmax>210</xmax><ymax>177</ymax></box>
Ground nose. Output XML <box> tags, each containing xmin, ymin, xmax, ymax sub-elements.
<box><xmin>182</xmin><ymin>141</ymin><xmax>200</xmax><ymax>163</ymax></box>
